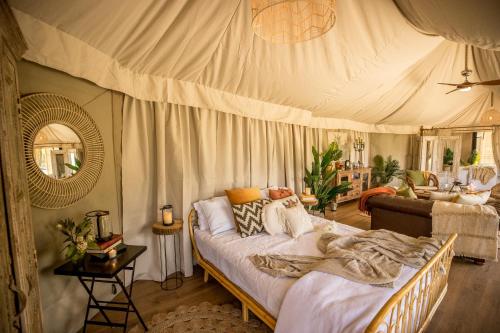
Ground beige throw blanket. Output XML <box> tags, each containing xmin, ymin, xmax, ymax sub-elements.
<box><xmin>432</xmin><ymin>201</ymin><xmax>499</xmax><ymax>261</ymax></box>
<box><xmin>249</xmin><ymin>229</ymin><xmax>441</xmax><ymax>287</ymax></box>
<box><xmin>471</xmin><ymin>166</ymin><xmax>496</xmax><ymax>185</ymax></box>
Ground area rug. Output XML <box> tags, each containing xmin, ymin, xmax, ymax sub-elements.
<box><xmin>129</xmin><ymin>302</ymin><xmax>271</xmax><ymax>333</ymax></box>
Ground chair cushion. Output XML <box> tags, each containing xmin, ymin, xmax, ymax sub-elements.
<box><xmin>407</xmin><ymin>170</ymin><xmax>426</xmax><ymax>186</ymax></box>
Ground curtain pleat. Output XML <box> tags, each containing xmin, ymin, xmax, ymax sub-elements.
<box><xmin>492</xmin><ymin>126</ymin><xmax>500</xmax><ymax>171</ymax></box>
<box><xmin>122</xmin><ymin>97</ymin><xmax>327</xmax><ymax>279</ymax></box>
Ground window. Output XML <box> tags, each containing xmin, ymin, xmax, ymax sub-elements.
<box><xmin>477</xmin><ymin>131</ymin><xmax>495</xmax><ymax>165</ymax></box>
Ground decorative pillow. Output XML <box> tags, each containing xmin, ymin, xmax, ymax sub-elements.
<box><xmin>193</xmin><ymin>201</ymin><xmax>209</xmax><ymax>231</ymax></box>
<box><xmin>280</xmin><ymin>205</ymin><xmax>313</xmax><ymax>238</ymax></box>
<box><xmin>406</xmin><ymin>170</ymin><xmax>426</xmax><ymax>186</ymax></box>
<box><xmin>225</xmin><ymin>187</ymin><xmax>262</xmax><ymax>205</ymax></box>
<box><xmin>396</xmin><ymin>186</ymin><xmax>417</xmax><ymax>199</ymax></box>
<box><xmin>454</xmin><ymin>191</ymin><xmax>490</xmax><ymax>205</ymax></box>
<box><xmin>429</xmin><ymin>191</ymin><xmax>459</xmax><ymax>202</ymax></box>
<box><xmin>262</xmin><ymin>201</ymin><xmax>287</xmax><ymax>235</ymax></box>
<box><xmin>269</xmin><ymin>188</ymin><xmax>294</xmax><ymax>200</ymax></box>
<box><xmin>232</xmin><ymin>199</ymin><xmax>271</xmax><ymax>237</ymax></box>
<box><xmin>199</xmin><ymin>196</ymin><xmax>235</xmax><ymax>235</ymax></box>
<box><xmin>272</xmin><ymin>194</ymin><xmax>301</xmax><ymax>208</ymax></box>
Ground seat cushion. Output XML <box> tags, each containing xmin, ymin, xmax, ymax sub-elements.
<box><xmin>407</xmin><ymin>170</ymin><xmax>426</xmax><ymax>186</ymax></box>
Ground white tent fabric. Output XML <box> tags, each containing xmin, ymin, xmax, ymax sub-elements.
<box><xmin>10</xmin><ymin>0</ymin><xmax>500</xmax><ymax>133</ymax></box>
<box><xmin>122</xmin><ymin>97</ymin><xmax>327</xmax><ymax>278</ymax></box>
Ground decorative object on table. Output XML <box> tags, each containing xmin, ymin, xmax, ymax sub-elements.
<box><xmin>371</xmin><ymin>155</ymin><xmax>403</xmax><ymax>187</ymax></box>
<box><xmin>160</xmin><ymin>204</ymin><xmax>173</xmax><ymax>226</ymax></box>
<box><xmin>304</xmin><ymin>141</ymin><xmax>351</xmax><ymax>213</ymax></box>
<box><xmin>85</xmin><ymin>210</ymin><xmax>113</xmax><ymax>242</ymax></box>
<box><xmin>128</xmin><ymin>302</ymin><xmax>271</xmax><ymax>333</ymax></box>
<box><xmin>87</xmin><ymin>233</ymin><xmax>124</xmax><ymax>259</ymax></box>
<box><xmin>250</xmin><ymin>0</ymin><xmax>336</xmax><ymax>44</ymax></box>
<box><xmin>304</xmin><ymin>187</ymin><xmax>311</xmax><ymax>195</ymax></box>
<box><xmin>344</xmin><ymin>159</ymin><xmax>351</xmax><ymax>170</ymax></box>
<box><xmin>20</xmin><ymin>93</ymin><xmax>104</xmax><ymax>209</ymax></box>
<box><xmin>56</xmin><ymin>217</ymin><xmax>97</xmax><ymax>265</ymax></box>
<box><xmin>54</xmin><ymin>245</ymin><xmax>148</xmax><ymax>332</ymax></box>
<box><xmin>152</xmin><ymin>220</ymin><xmax>183</xmax><ymax>290</ymax></box>
<box><xmin>353</xmin><ymin>137</ymin><xmax>365</xmax><ymax>167</ymax></box>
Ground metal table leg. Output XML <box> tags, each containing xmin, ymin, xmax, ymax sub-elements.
<box><xmin>158</xmin><ymin>233</ymin><xmax>183</xmax><ymax>290</ymax></box>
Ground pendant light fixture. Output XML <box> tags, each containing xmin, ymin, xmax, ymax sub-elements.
<box><xmin>251</xmin><ymin>0</ymin><xmax>336</xmax><ymax>44</ymax></box>
<box><xmin>480</xmin><ymin>91</ymin><xmax>500</xmax><ymax>125</ymax></box>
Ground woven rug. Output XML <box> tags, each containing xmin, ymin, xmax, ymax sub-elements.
<box><xmin>129</xmin><ymin>302</ymin><xmax>271</xmax><ymax>333</ymax></box>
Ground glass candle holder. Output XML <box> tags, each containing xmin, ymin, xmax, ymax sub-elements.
<box><xmin>161</xmin><ymin>204</ymin><xmax>173</xmax><ymax>226</ymax></box>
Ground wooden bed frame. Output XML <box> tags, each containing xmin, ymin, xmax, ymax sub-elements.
<box><xmin>188</xmin><ymin>208</ymin><xmax>457</xmax><ymax>332</ymax></box>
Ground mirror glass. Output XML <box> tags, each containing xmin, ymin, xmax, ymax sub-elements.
<box><xmin>33</xmin><ymin>124</ymin><xmax>84</xmax><ymax>179</ymax></box>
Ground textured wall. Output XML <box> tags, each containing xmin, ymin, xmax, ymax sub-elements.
<box><xmin>18</xmin><ymin>60</ymin><xmax>121</xmax><ymax>333</ymax></box>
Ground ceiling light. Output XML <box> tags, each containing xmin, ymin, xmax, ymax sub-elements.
<box><xmin>251</xmin><ymin>0</ymin><xmax>336</xmax><ymax>44</ymax></box>
<box><xmin>459</xmin><ymin>87</ymin><xmax>472</xmax><ymax>92</ymax></box>
<box><xmin>480</xmin><ymin>92</ymin><xmax>500</xmax><ymax>125</ymax></box>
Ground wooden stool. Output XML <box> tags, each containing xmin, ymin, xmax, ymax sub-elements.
<box><xmin>152</xmin><ymin>220</ymin><xmax>183</xmax><ymax>290</ymax></box>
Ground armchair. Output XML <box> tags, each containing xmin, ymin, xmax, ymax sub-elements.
<box><xmin>406</xmin><ymin>170</ymin><xmax>439</xmax><ymax>192</ymax></box>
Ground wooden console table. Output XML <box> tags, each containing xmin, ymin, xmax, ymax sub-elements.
<box><xmin>335</xmin><ymin>168</ymin><xmax>371</xmax><ymax>203</ymax></box>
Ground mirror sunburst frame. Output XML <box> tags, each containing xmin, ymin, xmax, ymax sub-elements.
<box><xmin>20</xmin><ymin>93</ymin><xmax>104</xmax><ymax>209</ymax></box>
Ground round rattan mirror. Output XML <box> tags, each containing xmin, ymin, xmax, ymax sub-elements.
<box><xmin>20</xmin><ymin>93</ymin><xmax>104</xmax><ymax>209</ymax></box>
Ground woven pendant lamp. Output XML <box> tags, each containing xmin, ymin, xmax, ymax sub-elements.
<box><xmin>251</xmin><ymin>0</ymin><xmax>336</xmax><ymax>44</ymax></box>
<box><xmin>480</xmin><ymin>92</ymin><xmax>500</xmax><ymax>125</ymax></box>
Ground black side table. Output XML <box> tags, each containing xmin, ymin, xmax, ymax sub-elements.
<box><xmin>54</xmin><ymin>245</ymin><xmax>147</xmax><ymax>332</ymax></box>
<box><xmin>152</xmin><ymin>220</ymin><xmax>183</xmax><ymax>290</ymax></box>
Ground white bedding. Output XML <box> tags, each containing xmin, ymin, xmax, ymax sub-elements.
<box><xmin>194</xmin><ymin>216</ymin><xmax>418</xmax><ymax>332</ymax></box>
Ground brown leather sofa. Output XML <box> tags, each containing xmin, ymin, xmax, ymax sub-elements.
<box><xmin>366</xmin><ymin>195</ymin><xmax>434</xmax><ymax>238</ymax></box>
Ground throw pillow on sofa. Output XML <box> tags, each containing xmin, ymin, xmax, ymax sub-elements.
<box><xmin>454</xmin><ymin>191</ymin><xmax>491</xmax><ymax>205</ymax></box>
<box><xmin>396</xmin><ymin>186</ymin><xmax>417</xmax><ymax>199</ymax></box>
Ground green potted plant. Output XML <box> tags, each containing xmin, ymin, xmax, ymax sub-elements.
<box><xmin>304</xmin><ymin>142</ymin><xmax>351</xmax><ymax>214</ymax></box>
<box><xmin>443</xmin><ymin>148</ymin><xmax>454</xmax><ymax>171</ymax></box>
<box><xmin>371</xmin><ymin>155</ymin><xmax>403</xmax><ymax>187</ymax></box>
<box><xmin>56</xmin><ymin>217</ymin><xmax>96</xmax><ymax>265</ymax></box>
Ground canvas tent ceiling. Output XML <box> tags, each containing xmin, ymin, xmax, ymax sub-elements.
<box><xmin>10</xmin><ymin>0</ymin><xmax>500</xmax><ymax>133</ymax></box>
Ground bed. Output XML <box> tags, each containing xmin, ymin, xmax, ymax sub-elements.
<box><xmin>188</xmin><ymin>209</ymin><xmax>456</xmax><ymax>333</ymax></box>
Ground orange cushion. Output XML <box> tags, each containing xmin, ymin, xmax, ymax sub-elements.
<box><xmin>225</xmin><ymin>187</ymin><xmax>262</xmax><ymax>205</ymax></box>
<box><xmin>269</xmin><ymin>188</ymin><xmax>294</xmax><ymax>200</ymax></box>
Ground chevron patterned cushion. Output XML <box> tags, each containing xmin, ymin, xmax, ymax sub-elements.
<box><xmin>232</xmin><ymin>199</ymin><xmax>272</xmax><ymax>237</ymax></box>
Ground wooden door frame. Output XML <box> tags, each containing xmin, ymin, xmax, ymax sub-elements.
<box><xmin>0</xmin><ymin>1</ymin><xmax>43</xmax><ymax>332</ymax></box>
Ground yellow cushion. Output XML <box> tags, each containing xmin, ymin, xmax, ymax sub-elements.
<box><xmin>225</xmin><ymin>187</ymin><xmax>262</xmax><ymax>205</ymax></box>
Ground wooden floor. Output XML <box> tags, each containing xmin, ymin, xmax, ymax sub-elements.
<box><xmin>87</xmin><ymin>201</ymin><xmax>500</xmax><ymax>333</ymax></box>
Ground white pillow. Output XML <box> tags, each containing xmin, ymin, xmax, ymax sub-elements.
<box><xmin>455</xmin><ymin>191</ymin><xmax>491</xmax><ymax>205</ymax></box>
<box><xmin>193</xmin><ymin>201</ymin><xmax>209</xmax><ymax>231</ymax></box>
<box><xmin>262</xmin><ymin>201</ymin><xmax>287</xmax><ymax>236</ymax></box>
<box><xmin>198</xmin><ymin>196</ymin><xmax>235</xmax><ymax>235</ymax></box>
<box><xmin>280</xmin><ymin>205</ymin><xmax>313</xmax><ymax>238</ymax></box>
<box><xmin>272</xmin><ymin>194</ymin><xmax>301</xmax><ymax>208</ymax></box>
<box><xmin>429</xmin><ymin>191</ymin><xmax>459</xmax><ymax>202</ymax></box>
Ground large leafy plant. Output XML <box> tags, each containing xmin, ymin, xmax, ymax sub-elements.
<box><xmin>304</xmin><ymin>142</ymin><xmax>351</xmax><ymax>213</ymax></box>
<box><xmin>371</xmin><ymin>155</ymin><xmax>403</xmax><ymax>186</ymax></box>
<box><xmin>56</xmin><ymin>217</ymin><xmax>96</xmax><ymax>264</ymax></box>
<box><xmin>443</xmin><ymin>148</ymin><xmax>454</xmax><ymax>166</ymax></box>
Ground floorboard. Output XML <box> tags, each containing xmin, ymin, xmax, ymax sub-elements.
<box><xmin>85</xmin><ymin>201</ymin><xmax>500</xmax><ymax>333</ymax></box>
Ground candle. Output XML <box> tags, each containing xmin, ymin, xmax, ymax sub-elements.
<box><xmin>108</xmin><ymin>248</ymin><xmax>117</xmax><ymax>259</ymax></box>
<box><xmin>305</xmin><ymin>187</ymin><xmax>311</xmax><ymax>195</ymax></box>
<box><xmin>162</xmin><ymin>210</ymin><xmax>172</xmax><ymax>225</ymax></box>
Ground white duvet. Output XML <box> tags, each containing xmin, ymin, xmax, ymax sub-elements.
<box><xmin>194</xmin><ymin>217</ymin><xmax>417</xmax><ymax>333</ymax></box>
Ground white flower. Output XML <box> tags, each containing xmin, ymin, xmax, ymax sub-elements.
<box><xmin>76</xmin><ymin>236</ymin><xmax>84</xmax><ymax>243</ymax></box>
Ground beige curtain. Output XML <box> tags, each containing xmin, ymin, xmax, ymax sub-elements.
<box><xmin>122</xmin><ymin>97</ymin><xmax>328</xmax><ymax>279</ymax></box>
<box><xmin>492</xmin><ymin>126</ymin><xmax>500</xmax><ymax>171</ymax></box>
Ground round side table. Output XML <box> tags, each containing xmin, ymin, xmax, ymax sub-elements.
<box><xmin>152</xmin><ymin>219</ymin><xmax>183</xmax><ymax>290</ymax></box>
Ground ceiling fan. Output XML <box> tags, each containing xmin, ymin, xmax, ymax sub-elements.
<box><xmin>438</xmin><ymin>45</ymin><xmax>500</xmax><ymax>94</ymax></box>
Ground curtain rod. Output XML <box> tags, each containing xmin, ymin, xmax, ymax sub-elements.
<box><xmin>421</xmin><ymin>125</ymin><xmax>494</xmax><ymax>131</ymax></box>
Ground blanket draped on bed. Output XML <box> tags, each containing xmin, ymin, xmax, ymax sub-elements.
<box><xmin>249</xmin><ymin>229</ymin><xmax>441</xmax><ymax>287</ymax></box>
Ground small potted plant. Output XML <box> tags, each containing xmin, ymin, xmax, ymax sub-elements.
<box><xmin>56</xmin><ymin>217</ymin><xmax>96</xmax><ymax>265</ymax></box>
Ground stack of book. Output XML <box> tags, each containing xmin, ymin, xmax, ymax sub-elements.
<box><xmin>88</xmin><ymin>234</ymin><xmax>125</xmax><ymax>259</ymax></box>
